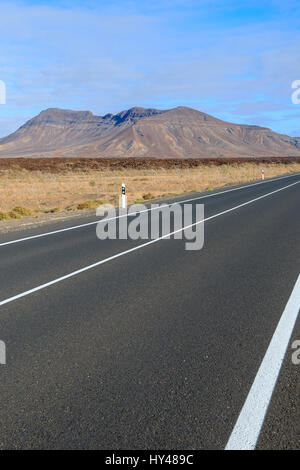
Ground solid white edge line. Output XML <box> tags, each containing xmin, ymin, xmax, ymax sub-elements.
<box><xmin>225</xmin><ymin>274</ymin><xmax>300</xmax><ymax>451</ymax></box>
<box><xmin>0</xmin><ymin>172</ymin><xmax>299</xmax><ymax>247</ymax></box>
<box><xmin>0</xmin><ymin>180</ymin><xmax>299</xmax><ymax>307</ymax></box>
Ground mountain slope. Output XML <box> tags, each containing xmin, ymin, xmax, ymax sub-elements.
<box><xmin>0</xmin><ymin>106</ymin><xmax>300</xmax><ymax>158</ymax></box>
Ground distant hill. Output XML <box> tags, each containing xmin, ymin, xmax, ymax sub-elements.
<box><xmin>0</xmin><ymin>106</ymin><xmax>300</xmax><ymax>159</ymax></box>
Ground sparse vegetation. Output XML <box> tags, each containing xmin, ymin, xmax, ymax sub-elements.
<box><xmin>0</xmin><ymin>158</ymin><xmax>299</xmax><ymax>222</ymax></box>
<box><xmin>0</xmin><ymin>206</ymin><xmax>36</xmax><ymax>221</ymax></box>
<box><xmin>71</xmin><ymin>200</ymin><xmax>105</xmax><ymax>210</ymax></box>
<box><xmin>143</xmin><ymin>193</ymin><xmax>154</xmax><ymax>200</ymax></box>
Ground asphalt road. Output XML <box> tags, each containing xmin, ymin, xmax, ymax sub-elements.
<box><xmin>0</xmin><ymin>172</ymin><xmax>299</xmax><ymax>450</ymax></box>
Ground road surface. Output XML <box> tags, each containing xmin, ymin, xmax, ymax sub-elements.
<box><xmin>0</xmin><ymin>172</ymin><xmax>299</xmax><ymax>450</ymax></box>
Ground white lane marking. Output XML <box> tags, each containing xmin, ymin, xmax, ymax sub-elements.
<box><xmin>0</xmin><ymin>180</ymin><xmax>299</xmax><ymax>307</ymax></box>
<box><xmin>225</xmin><ymin>274</ymin><xmax>300</xmax><ymax>450</ymax></box>
<box><xmin>0</xmin><ymin>172</ymin><xmax>299</xmax><ymax>247</ymax></box>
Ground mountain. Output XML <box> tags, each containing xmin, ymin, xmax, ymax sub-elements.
<box><xmin>0</xmin><ymin>106</ymin><xmax>300</xmax><ymax>159</ymax></box>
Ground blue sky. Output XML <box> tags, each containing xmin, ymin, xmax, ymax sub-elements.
<box><xmin>0</xmin><ymin>0</ymin><xmax>300</xmax><ymax>137</ymax></box>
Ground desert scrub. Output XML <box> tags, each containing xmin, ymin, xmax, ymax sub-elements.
<box><xmin>0</xmin><ymin>206</ymin><xmax>35</xmax><ymax>221</ymax></box>
<box><xmin>142</xmin><ymin>193</ymin><xmax>154</xmax><ymax>200</ymax></box>
<box><xmin>67</xmin><ymin>199</ymin><xmax>105</xmax><ymax>211</ymax></box>
<box><xmin>44</xmin><ymin>207</ymin><xmax>60</xmax><ymax>214</ymax></box>
<box><xmin>0</xmin><ymin>212</ymin><xmax>10</xmax><ymax>221</ymax></box>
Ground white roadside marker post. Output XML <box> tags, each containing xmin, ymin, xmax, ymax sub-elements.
<box><xmin>121</xmin><ymin>183</ymin><xmax>127</xmax><ymax>209</ymax></box>
<box><xmin>262</xmin><ymin>169</ymin><xmax>265</xmax><ymax>180</ymax></box>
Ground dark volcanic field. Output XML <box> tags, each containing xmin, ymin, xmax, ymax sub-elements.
<box><xmin>1</xmin><ymin>157</ymin><xmax>300</xmax><ymax>172</ymax></box>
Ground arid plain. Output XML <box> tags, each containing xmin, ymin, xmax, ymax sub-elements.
<box><xmin>0</xmin><ymin>157</ymin><xmax>299</xmax><ymax>221</ymax></box>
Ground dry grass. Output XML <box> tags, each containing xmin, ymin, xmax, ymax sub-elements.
<box><xmin>0</xmin><ymin>162</ymin><xmax>299</xmax><ymax>220</ymax></box>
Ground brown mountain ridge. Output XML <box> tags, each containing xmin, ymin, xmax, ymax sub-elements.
<box><xmin>0</xmin><ymin>106</ymin><xmax>300</xmax><ymax>159</ymax></box>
